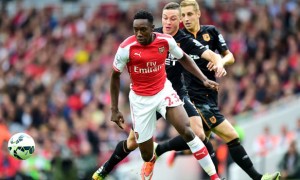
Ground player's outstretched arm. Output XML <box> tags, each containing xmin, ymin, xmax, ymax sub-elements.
<box><xmin>110</xmin><ymin>70</ymin><xmax>125</xmax><ymax>129</ymax></box>
<box><xmin>178</xmin><ymin>53</ymin><xmax>219</xmax><ymax>90</ymax></box>
<box><xmin>206</xmin><ymin>50</ymin><xmax>234</xmax><ymax>73</ymax></box>
<box><xmin>201</xmin><ymin>50</ymin><xmax>226</xmax><ymax>77</ymax></box>
<box><xmin>207</xmin><ymin>50</ymin><xmax>234</xmax><ymax>77</ymax></box>
<box><xmin>221</xmin><ymin>50</ymin><xmax>235</xmax><ymax>65</ymax></box>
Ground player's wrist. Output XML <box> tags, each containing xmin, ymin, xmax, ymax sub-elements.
<box><xmin>216</xmin><ymin>59</ymin><xmax>224</xmax><ymax>66</ymax></box>
<box><xmin>111</xmin><ymin>107</ymin><xmax>119</xmax><ymax>112</ymax></box>
<box><xmin>220</xmin><ymin>58</ymin><xmax>226</xmax><ymax>66</ymax></box>
<box><xmin>201</xmin><ymin>76</ymin><xmax>208</xmax><ymax>82</ymax></box>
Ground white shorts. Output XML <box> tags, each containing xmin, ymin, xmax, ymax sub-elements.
<box><xmin>129</xmin><ymin>80</ymin><xmax>183</xmax><ymax>143</ymax></box>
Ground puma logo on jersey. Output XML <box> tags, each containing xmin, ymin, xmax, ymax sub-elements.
<box><xmin>134</xmin><ymin>52</ymin><xmax>141</xmax><ymax>57</ymax></box>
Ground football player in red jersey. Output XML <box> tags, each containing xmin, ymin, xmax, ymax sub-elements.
<box><xmin>93</xmin><ymin>10</ymin><xmax>222</xmax><ymax>180</ymax></box>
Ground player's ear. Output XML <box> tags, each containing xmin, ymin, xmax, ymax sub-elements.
<box><xmin>198</xmin><ymin>10</ymin><xmax>201</xmax><ymax>18</ymax></box>
<box><xmin>151</xmin><ymin>24</ymin><xmax>155</xmax><ymax>31</ymax></box>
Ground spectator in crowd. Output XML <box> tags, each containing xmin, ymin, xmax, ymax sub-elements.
<box><xmin>296</xmin><ymin>118</ymin><xmax>300</xmax><ymax>144</ymax></box>
<box><xmin>277</xmin><ymin>125</ymin><xmax>295</xmax><ymax>150</ymax></box>
<box><xmin>0</xmin><ymin>110</ymin><xmax>20</xmax><ymax>179</ymax></box>
<box><xmin>0</xmin><ymin>134</ymin><xmax>20</xmax><ymax>180</ymax></box>
<box><xmin>0</xmin><ymin>111</ymin><xmax>11</xmax><ymax>154</ymax></box>
<box><xmin>253</xmin><ymin>126</ymin><xmax>278</xmax><ymax>157</ymax></box>
<box><xmin>278</xmin><ymin>140</ymin><xmax>300</xmax><ymax>179</ymax></box>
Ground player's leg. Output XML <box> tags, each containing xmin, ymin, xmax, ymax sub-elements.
<box><xmin>160</xmin><ymin>113</ymin><xmax>212</xmax><ymax>168</ymax></box>
<box><xmin>155</xmin><ymin>96</ymin><xmax>198</xmax><ymax>156</ymax></box>
<box><xmin>137</xmin><ymin>128</ymin><xmax>156</xmax><ymax>180</ymax></box>
<box><xmin>155</xmin><ymin>96</ymin><xmax>218</xmax><ymax>170</ymax></box>
<box><xmin>132</xmin><ymin>108</ymin><xmax>156</xmax><ymax>162</ymax></box>
<box><xmin>156</xmin><ymin>115</ymin><xmax>218</xmax><ymax>168</ymax></box>
<box><xmin>197</xmin><ymin>102</ymin><xmax>262</xmax><ymax>179</ymax></box>
<box><xmin>190</xmin><ymin>115</ymin><xmax>218</xmax><ymax>172</ymax></box>
<box><xmin>211</xmin><ymin>119</ymin><xmax>237</xmax><ymax>142</ymax></box>
<box><xmin>138</xmin><ymin>138</ymin><xmax>155</xmax><ymax>161</ymax></box>
<box><xmin>164</xmin><ymin>105</ymin><xmax>219</xmax><ymax>179</ymax></box>
<box><xmin>213</xmin><ymin>120</ymin><xmax>280</xmax><ymax>180</ymax></box>
<box><xmin>145</xmin><ymin>80</ymin><xmax>219</xmax><ymax>179</ymax></box>
<box><xmin>139</xmin><ymin>137</ymin><xmax>157</xmax><ymax>180</ymax></box>
<box><xmin>128</xmin><ymin>90</ymin><xmax>161</xmax><ymax>180</ymax></box>
<box><xmin>107</xmin><ymin>130</ymin><xmax>138</xmax><ymax>166</ymax></box>
<box><xmin>92</xmin><ymin>130</ymin><xmax>138</xmax><ymax>180</ymax></box>
<box><xmin>198</xmin><ymin>101</ymin><xmax>280</xmax><ymax>180</ymax></box>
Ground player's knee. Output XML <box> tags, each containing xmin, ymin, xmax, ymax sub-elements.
<box><xmin>141</xmin><ymin>151</ymin><xmax>153</xmax><ymax>162</ymax></box>
<box><xmin>191</xmin><ymin>125</ymin><xmax>205</xmax><ymax>140</ymax></box>
<box><xmin>189</xmin><ymin>116</ymin><xmax>205</xmax><ymax>140</ymax></box>
<box><xmin>228</xmin><ymin>130</ymin><xmax>239</xmax><ymax>140</ymax></box>
<box><xmin>219</xmin><ymin>125</ymin><xmax>239</xmax><ymax>141</ymax></box>
<box><xmin>180</xmin><ymin>128</ymin><xmax>195</xmax><ymax>142</ymax></box>
<box><xmin>127</xmin><ymin>136</ymin><xmax>138</xmax><ymax>150</ymax></box>
<box><xmin>194</xmin><ymin>131</ymin><xmax>206</xmax><ymax>141</ymax></box>
<box><xmin>227</xmin><ymin>138</ymin><xmax>241</xmax><ymax>147</ymax></box>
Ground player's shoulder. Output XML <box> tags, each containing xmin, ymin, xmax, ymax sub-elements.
<box><xmin>120</xmin><ymin>35</ymin><xmax>137</xmax><ymax>48</ymax></box>
<box><xmin>201</xmin><ymin>25</ymin><xmax>217</xmax><ymax>31</ymax></box>
<box><xmin>176</xmin><ymin>29</ymin><xmax>189</xmax><ymax>37</ymax></box>
<box><xmin>200</xmin><ymin>25</ymin><xmax>221</xmax><ymax>35</ymax></box>
<box><xmin>174</xmin><ymin>29</ymin><xmax>192</xmax><ymax>43</ymax></box>
<box><xmin>155</xmin><ymin>32</ymin><xmax>173</xmax><ymax>39</ymax></box>
<box><xmin>154</xmin><ymin>27</ymin><xmax>163</xmax><ymax>33</ymax></box>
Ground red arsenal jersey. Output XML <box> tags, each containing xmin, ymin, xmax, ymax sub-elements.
<box><xmin>113</xmin><ymin>32</ymin><xmax>184</xmax><ymax>96</ymax></box>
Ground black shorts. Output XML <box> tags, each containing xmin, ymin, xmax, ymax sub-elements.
<box><xmin>182</xmin><ymin>95</ymin><xmax>199</xmax><ymax>117</ymax></box>
<box><xmin>156</xmin><ymin>95</ymin><xmax>199</xmax><ymax>120</ymax></box>
<box><xmin>193</xmin><ymin>94</ymin><xmax>225</xmax><ymax>131</ymax></box>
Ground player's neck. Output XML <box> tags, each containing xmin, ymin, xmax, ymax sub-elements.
<box><xmin>187</xmin><ymin>23</ymin><xmax>200</xmax><ymax>38</ymax></box>
<box><xmin>150</xmin><ymin>33</ymin><xmax>155</xmax><ymax>44</ymax></box>
<box><xmin>173</xmin><ymin>28</ymin><xmax>180</xmax><ymax>36</ymax></box>
<box><xmin>169</xmin><ymin>29</ymin><xmax>179</xmax><ymax>37</ymax></box>
<box><xmin>192</xmin><ymin>23</ymin><xmax>200</xmax><ymax>34</ymax></box>
<box><xmin>145</xmin><ymin>33</ymin><xmax>156</xmax><ymax>45</ymax></box>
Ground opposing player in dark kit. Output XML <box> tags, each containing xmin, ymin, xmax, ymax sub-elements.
<box><xmin>154</xmin><ymin>1</ymin><xmax>280</xmax><ymax>180</ymax></box>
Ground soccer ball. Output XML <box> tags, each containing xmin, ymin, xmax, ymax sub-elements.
<box><xmin>8</xmin><ymin>133</ymin><xmax>35</xmax><ymax>160</ymax></box>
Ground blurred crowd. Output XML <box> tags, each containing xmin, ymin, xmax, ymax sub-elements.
<box><xmin>0</xmin><ymin>0</ymin><xmax>299</xmax><ymax>179</ymax></box>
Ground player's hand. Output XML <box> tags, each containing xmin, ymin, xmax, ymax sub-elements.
<box><xmin>207</xmin><ymin>61</ymin><xmax>215</xmax><ymax>71</ymax></box>
<box><xmin>207</xmin><ymin>55</ymin><xmax>226</xmax><ymax>77</ymax></box>
<box><xmin>207</xmin><ymin>62</ymin><xmax>227</xmax><ymax>77</ymax></box>
<box><xmin>111</xmin><ymin>109</ymin><xmax>125</xmax><ymax>129</ymax></box>
<box><xmin>218</xmin><ymin>68</ymin><xmax>227</xmax><ymax>77</ymax></box>
<box><xmin>203</xmin><ymin>79</ymin><xmax>219</xmax><ymax>91</ymax></box>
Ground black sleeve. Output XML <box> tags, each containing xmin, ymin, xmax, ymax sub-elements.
<box><xmin>211</xmin><ymin>26</ymin><xmax>229</xmax><ymax>53</ymax></box>
<box><xmin>182</xmin><ymin>37</ymin><xmax>208</xmax><ymax>57</ymax></box>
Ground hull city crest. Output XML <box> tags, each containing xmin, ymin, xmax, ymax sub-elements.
<box><xmin>202</xmin><ymin>33</ymin><xmax>210</xmax><ymax>41</ymax></box>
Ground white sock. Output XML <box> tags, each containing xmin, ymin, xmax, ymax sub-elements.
<box><xmin>187</xmin><ymin>136</ymin><xmax>217</xmax><ymax>176</ymax></box>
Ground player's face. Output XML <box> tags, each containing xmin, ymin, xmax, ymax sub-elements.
<box><xmin>180</xmin><ymin>6</ymin><xmax>200</xmax><ymax>31</ymax></box>
<box><xmin>133</xmin><ymin>19</ymin><xmax>154</xmax><ymax>45</ymax></box>
<box><xmin>162</xmin><ymin>9</ymin><xmax>180</xmax><ymax>36</ymax></box>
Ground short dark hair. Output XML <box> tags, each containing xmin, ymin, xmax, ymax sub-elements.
<box><xmin>133</xmin><ymin>10</ymin><xmax>154</xmax><ymax>24</ymax></box>
<box><xmin>163</xmin><ymin>2</ymin><xmax>180</xmax><ymax>10</ymax></box>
